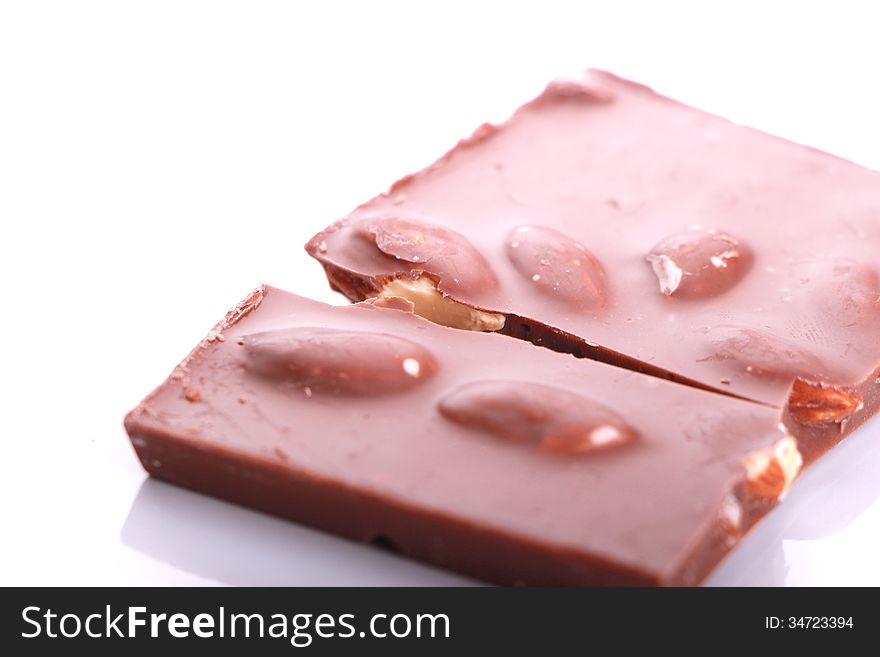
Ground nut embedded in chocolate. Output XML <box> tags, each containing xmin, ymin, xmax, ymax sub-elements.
<box><xmin>505</xmin><ymin>225</ymin><xmax>607</xmax><ymax>310</ymax></box>
<box><xmin>743</xmin><ymin>434</ymin><xmax>802</xmax><ymax>501</ymax></box>
<box><xmin>702</xmin><ymin>326</ymin><xmax>827</xmax><ymax>381</ymax></box>
<box><xmin>241</xmin><ymin>327</ymin><xmax>437</xmax><ymax>395</ymax></box>
<box><xmin>358</xmin><ymin>216</ymin><xmax>498</xmax><ymax>295</ymax></box>
<box><xmin>714</xmin><ymin>494</ymin><xmax>743</xmax><ymax>546</ymax></box>
<box><xmin>377</xmin><ymin>277</ymin><xmax>505</xmax><ymax>332</ymax></box>
<box><xmin>808</xmin><ymin>258</ymin><xmax>880</xmax><ymax>327</ymax></box>
<box><xmin>437</xmin><ymin>380</ymin><xmax>637</xmax><ymax>455</ymax></box>
<box><xmin>362</xmin><ymin>295</ymin><xmax>417</xmax><ymax>313</ymax></box>
<box><xmin>646</xmin><ymin>227</ymin><xmax>752</xmax><ymax>299</ymax></box>
<box><xmin>787</xmin><ymin>378</ymin><xmax>864</xmax><ymax>427</ymax></box>
<box><xmin>539</xmin><ymin>71</ymin><xmax>616</xmax><ymax>103</ymax></box>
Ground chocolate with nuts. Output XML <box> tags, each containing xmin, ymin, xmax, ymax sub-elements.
<box><xmin>306</xmin><ymin>70</ymin><xmax>880</xmax><ymax>455</ymax></box>
<box><xmin>126</xmin><ymin>70</ymin><xmax>880</xmax><ymax>586</ymax></box>
<box><xmin>125</xmin><ymin>286</ymin><xmax>795</xmax><ymax>586</ymax></box>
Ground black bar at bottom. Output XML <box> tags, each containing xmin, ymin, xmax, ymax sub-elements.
<box><xmin>1</xmin><ymin>587</ymin><xmax>872</xmax><ymax>654</ymax></box>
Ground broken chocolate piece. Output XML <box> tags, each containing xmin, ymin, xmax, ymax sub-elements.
<box><xmin>125</xmin><ymin>286</ymin><xmax>793</xmax><ymax>586</ymax></box>
<box><xmin>306</xmin><ymin>70</ymin><xmax>880</xmax><ymax>451</ymax></box>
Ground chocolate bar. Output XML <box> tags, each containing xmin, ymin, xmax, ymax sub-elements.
<box><xmin>125</xmin><ymin>286</ymin><xmax>798</xmax><ymax>586</ymax></box>
<box><xmin>306</xmin><ymin>70</ymin><xmax>880</xmax><ymax>460</ymax></box>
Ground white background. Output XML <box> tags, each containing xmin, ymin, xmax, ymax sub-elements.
<box><xmin>2</xmin><ymin>0</ymin><xmax>879</xmax><ymax>585</ymax></box>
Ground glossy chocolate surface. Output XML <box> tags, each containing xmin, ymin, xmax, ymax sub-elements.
<box><xmin>126</xmin><ymin>286</ymin><xmax>791</xmax><ymax>585</ymax></box>
<box><xmin>307</xmin><ymin>70</ymin><xmax>880</xmax><ymax>420</ymax></box>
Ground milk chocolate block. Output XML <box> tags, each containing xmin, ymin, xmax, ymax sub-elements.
<box><xmin>125</xmin><ymin>285</ymin><xmax>797</xmax><ymax>586</ymax></box>
<box><xmin>306</xmin><ymin>70</ymin><xmax>880</xmax><ymax>458</ymax></box>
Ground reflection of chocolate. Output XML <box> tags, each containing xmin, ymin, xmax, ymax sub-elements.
<box><xmin>121</xmin><ymin>479</ymin><xmax>473</xmax><ymax>586</ymax></box>
<box><xmin>307</xmin><ymin>69</ymin><xmax>880</xmax><ymax>446</ymax></box>
<box><xmin>125</xmin><ymin>286</ymin><xmax>791</xmax><ymax>586</ymax></box>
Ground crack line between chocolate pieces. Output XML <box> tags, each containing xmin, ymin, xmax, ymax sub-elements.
<box><xmin>491</xmin><ymin>311</ymin><xmax>777</xmax><ymax>409</ymax></box>
<box><xmin>364</xmin><ymin>275</ymin><xmax>776</xmax><ymax>408</ymax></box>
<box><xmin>320</xmin><ymin>259</ymin><xmax>779</xmax><ymax>408</ymax></box>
